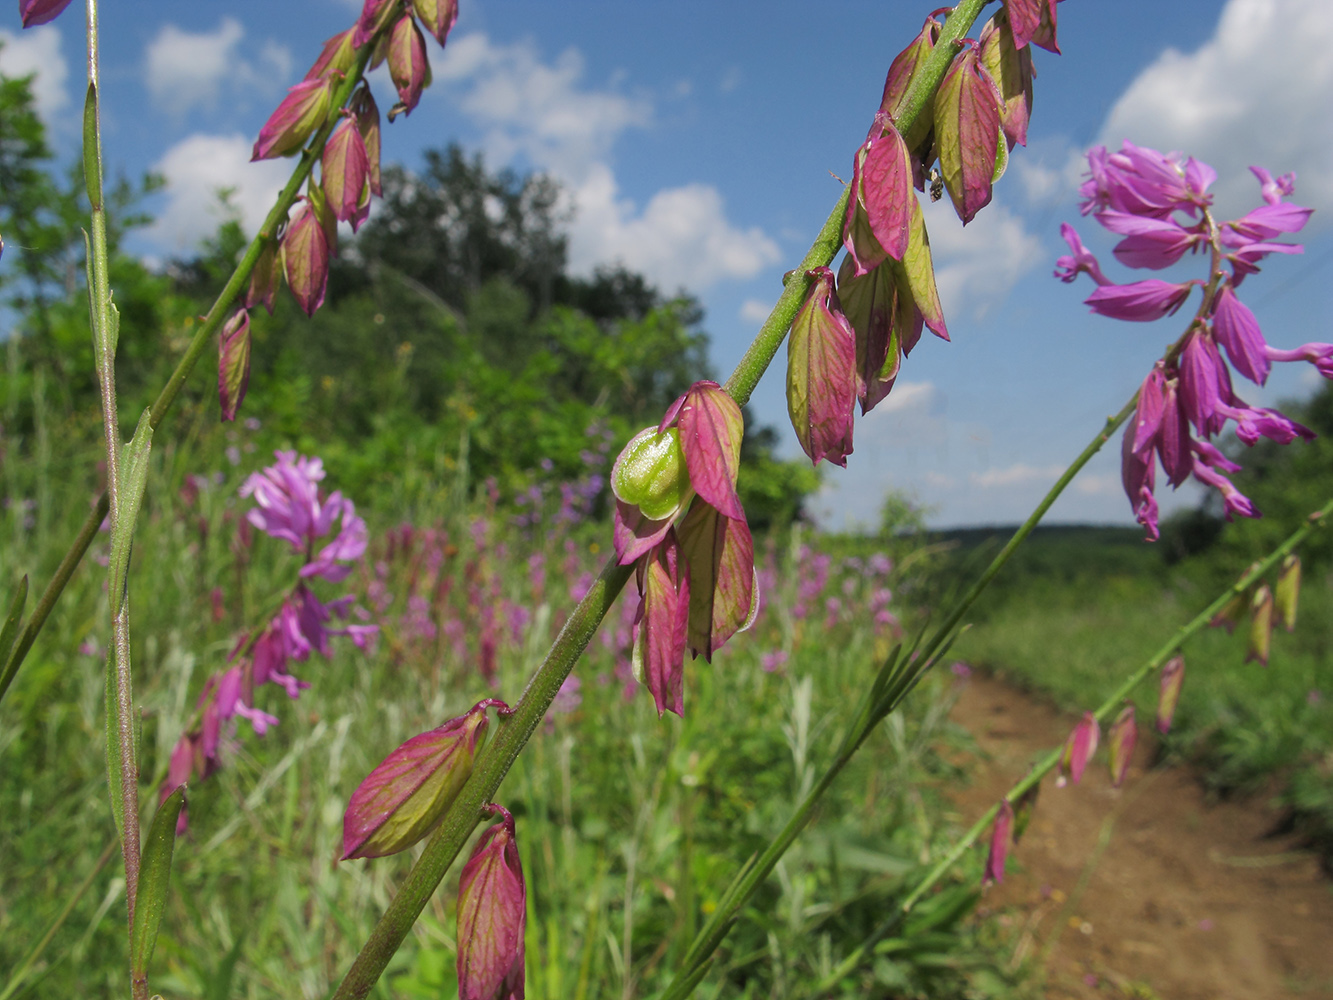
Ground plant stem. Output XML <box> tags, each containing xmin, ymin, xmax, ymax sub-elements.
<box><xmin>333</xmin><ymin>1</ymin><xmax>995</xmax><ymax>996</ymax></box>
<box><xmin>900</xmin><ymin>495</ymin><xmax>1333</xmax><ymax>913</ymax></box>
<box><xmin>0</xmin><ymin>48</ymin><xmax>372</xmax><ymax>708</ymax></box>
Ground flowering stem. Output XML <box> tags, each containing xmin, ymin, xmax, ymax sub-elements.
<box><xmin>899</xmin><ymin>494</ymin><xmax>1333</xmax><ymax>915</ymax></box>
<box><xmin>0</xmin><ymin>48</ymin><xmax>374</xmax><ymax>708</ymax></box>
<box><xmin>333</xmin><ymin>1</ymin><xmax>994</xmax><ymax>996</ymax></box>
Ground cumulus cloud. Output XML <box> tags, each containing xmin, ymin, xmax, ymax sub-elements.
<box><xmin>145</xmin><ymin>19</ymin><xmax>293</xmax><ymax>116</ymax></box>
<box><xmin>0</xmin><ymin>26</ymin><xmax>68</xmax><ymax>121</ymax></box>
<box><xmin>432</xmin><ymin>33</ymin><xmax>780</xmax><ymax>292</ymax></box>
<box><xmin>740</xmin><ymin>299</ymin><xmax>771</xmax><ymax>323</ymax></box>
<box><xmin>970</xmin><ymin>463</ymin><xmax>1065</xmax><ymax>489</ymax></box>
<box><xmin>146</xmin><ymin>133</ymin><xmax>290</xmax><ymax>252</ymax></box>
<box><xmin>921</xmin><ymin>198</ymin><xmax>1044</xmax><ymax>319</ymax></box>
<box><xmin>1099</xmin><ymin>0</ymin><xmax>1333</xmax><ymax>220</ymax></box>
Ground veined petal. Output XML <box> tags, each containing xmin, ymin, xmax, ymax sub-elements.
<box><xmin>678</xmin><ymin>501</ymin><xmax>755</xmax><ymax>661</ymax></box>
<box><xmin>888</xmin><ymin>194</ymin><xmax>949</xmax><ymax>340</ymax></box>
<box><xmin>934</xmin><ymin>44</ymin><xmax>1003</xmax><ymax>225</ymax></box>
<box><xmin>457</xmin><ymin>807</ymin><xmax>526</xmax><ymax>1000</ymax></box>
<box><xmin>1084</xmin><ymin>279</ymin><xmax>1195</xmax><ymax>322</ymax></box>
<box><xmin>860</xmin><ymin>127</ymin><xmax>914</xmax><ymax>261</ymax></box>
<box><xmin>218</xmin><ymin>308</ymin><xmax>252</xmax><ymax>423</ymax></box>
<box><xmin>787</xmin><ymin>267</ymin><xmax>856</xmax><ymax>466</ymax></box>
<box><xmin>632</xmin><ymin>530</ymin><xmax>690</xmax><ymax>718</ymax></box>
<box><xmin>674</xmin><ymin>382</ymin><xmax>745</xmax><ymax>520</ymax></box>
<box><xmin>979</xmin><ymin>11</ymin><xmax>1034</xmax><ymax>148</ymax></box>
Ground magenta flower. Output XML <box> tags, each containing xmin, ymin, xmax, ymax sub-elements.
<box><xmin>342</xmin><ymin>701</ymin><xmax>493</xmax><ymax>860</ymax></box>
<box><xmin>1057</xmin><ymin>712</ymin><xmax>1099</xmax><ymax>787</ymax></box>
<box><xmin>1157</xmin><ymin>654</ymin><xmax>1185</xmax><ymax>734</ymax></box>
<box><xmin>1084</xmin><ymin>278</ymin><xmax>1197</xmax><ymax>322</ymax></box>
<box><xmin>1096</xmin><ymin>210</ymin><xmax>1204</xmax><ymax>270</ymax></box>
<box><xmin>241</xmin><ymin>451</ymin><xmax>368</xmax><ymax>578</ymax></box>
<box><xmin>984</xmin><ymin>800</ymin><xmax>1014</xmax><ymax>885</ymax></box>
<box><xmin>787</xmin><ymin>266</ymin><xmax>857</xmax><ymax>467</ymax></box>
<box><xmin>1079</xmin><ymin>142</ymin><xmax>1214</xmax><ymax>219</ymax></box>
<box><xmin>19</xmin><ymin>0</ymin><xmax>72</xmax><ymax>27</ymax></box>
<box><xmin>1054</xmin><ymin>223</ymin><xmax>1111</xmax><ymax>286</ymax></box>
<box><xmin>252</xmin><ymin>78</ymin><xmax>335</xmax><ymax>161</ymax></box>
<box><xmin>457</xmin><ymin>805</ymin><xmax>526</xmax><ymax>1000</ymax></box>
<box><xmin>1211</xmin><ymin>284</ymin><xmax>1270</xmax><ymax>385</ymax></box>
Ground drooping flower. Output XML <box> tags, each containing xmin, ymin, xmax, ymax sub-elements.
<box><xmin>411</xmin><ymin>0</ymin><xmax>459</xmax><ymax>47</ymax></box>
<box><xmin>933</xmin><ymin>41</ymin><xmax>1003</xmax><ymax>225</ymax></box>
<box><xmin>877</xmin><ymin>11</ymin><xmax>941</xmax><ymax>125</ymax></box>
<box><xmin>843</xmin><ymin>124</ymin><xmax>914</xmax><ymax>273</ymax></box>
<box><xmin>457</xmin><ymin>805</ymin><xmax>526</xmax><ymax>1000</ymax></box>
<box><xmin>282</xmin><ymin>198</ymin><xmax>332</xmax><ymax>316</ymax></box>
<box><xmin>388</xmin><ymin>14</ymin><xmax>431</xmax><ymax>114</ymax></box>
<box><xmin>353</xmin><ymin>0</ymin><xmax>398</xmax><ymax>48</ymax></box>
<box><xmin>350</xmin><ymin>86</ymin><xmax>384</xmax><ymax>196</ymax></box>
<box><xmin>246</xmin><ymin>239</ymin><xmax>283</xmax><ymax>315</ymax></box>
<box><xmin>322</xmin><ymin>116</ymin><xmax>371</xmax><ymax>229</ymax></box>
<box><xmin>1057</xmin><ymin>712</ymin><xmax>1099</xmax><ymax>787</ymax></box>
<box><xmin>1246</xmin><ymin>582</ymin><xmax>1273</xmax><ymax>666</ymax></box>
<box><xmin>304</xmin><ymin>28</ymin><xmax>357</xmax><ymax>82</ymax></box>
<box><xmin>1157</xmin><ymin>654</ymin><xmax>1185</xmax><ymax>734</ymax></box>
<box><xmin>1275</xmin><ymin>555</ymin><xmax>1300</xmax><ymax>632</ymax></box>
<box><xmin>984</xmin><ymin>800</ymin><xmax>1014</xmax><ymax>885</ymax></box>
<box><xmin>630</xmin><ymin>529</ymin><xmax>690</xmax><ymax>717</ymax></box>
<box><xmin>342</xmin><ymin>701</ymin><xmax>494</xmax><ymax>860</ymax></box>
<box><xmin>252</xmin><ymin>77</ymin><xmax>335</xmax><ymax>161</ymax></box>
<box><xmin>1002</xmin><ymin>0</ymin><xmax>1060</xmax><ymax>53</ymax></box>
<box><xmin>787</xmin><ymin>266</ymin><xmax>857</xmax><ymax>466</ymax></box>
<box><xmin>218</xmin><ymin>308</ymin><xmax>252</xmax><ymax>423</ymax></box>
<box><xmin>979</xmin><ymin>10</ymin><xmax>1034</xmax><ymax>149</ymax></box>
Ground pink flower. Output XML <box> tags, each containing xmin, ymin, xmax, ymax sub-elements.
<box><xmin>1054</xmin><ymin>223</ymin><xmax>1111</xmax><ymax>286</ymax></box>
<box><xmin>984</xmin><ymin>800</ymin><xmax>1014</xmax><ymax>885</ymax></box>
<box><xmin>19</xmin><ymin>0</ymin><xmax>72</xmax><ymax>27</ymax></box>
<box><xmin>1079</xmin><ymin>142</ymin><xmax>1213</xmax><ymax>219</ymax></box>
<box><xmin>1057</xmin><ymin>712</ymin><xmax>1099</xmax><ymax>787</ymax></box>
<box><xmin>1096</xmin><ymin>210</ymin><xmax>1204</xmax><ymax>270</ymax></box>
<box><xmin>1084</xmin><ymin>278</ymin><xmax>1197</xmax><ymax>322</ymax></box>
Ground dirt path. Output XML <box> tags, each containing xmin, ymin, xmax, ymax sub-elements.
<box><xmin>948</xmin><ymin>673</ymin><xmax>1333</xmax><ymax>999</ymax></box>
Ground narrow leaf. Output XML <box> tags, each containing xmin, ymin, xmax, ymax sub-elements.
<box><xmin>107</xmin><ymin>410</ymin><xmax>154</xmax><ymax>615</ymax></box>
<box><xmin>82</xmin><ymin>81</ymin><xmax>102</xmax><ymax>210</ymax></box>
<box><xmin>132</xmin><ymin>786</ymin><xmax>186</xmax><ymax>979</ymax></box>
<box><xmin>105</xmin><ymin>650</ymin><xmax>126</xmax><ymax>845</ymax></box>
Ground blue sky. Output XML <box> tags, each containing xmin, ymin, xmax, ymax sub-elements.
<box><xmin>2</xmin><ymin>0</ymin><xmax>1329</xmax><ymax>528</ymax></box>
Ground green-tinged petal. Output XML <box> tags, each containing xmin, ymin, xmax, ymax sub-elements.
<box><xmin>678</xmin><ymin>500</ymin><xmax>755</xmax><ymax>661</ymax></box>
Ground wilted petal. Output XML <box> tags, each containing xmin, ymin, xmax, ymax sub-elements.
<box><xmin>979</xmin><ymin>11</ymin><xmax>1034</xmax><ymax>148</ymax></box>
<box><xmin>1246</xmin><ymin>582</ymin><xmax>1273</xmax><ymax>666</ymax></box>
<box><xmin>282</xmin><ymin>199</ymin><xmax>331</xmax><ymax>317</ymax></box>
<box><xmin>613</xmin><ymin>499</ymin><xmax>675</xmax><ymax>567</ymax></box>
<box><xmin>787</xmin><ymin>267</ymin><xmax>857</xmax><ymax>466</ymax></box>
<box><xmin>678</xmin><ymin>500</ymin><xmax>756</xmax><ymax>661</ymax></box>
<box><xmin>1157</xmin><ymin>654</ymin><xmax>1185</xmax><ymax>734</ymax></box>
<box><xmin>411</xmin><ymin>0</ymin><xmax>459</xmax><ymax>47</ymax></box>
<box><xmin>1057</xmin><ymin>712</ymin><xmax>1099</xmax><ymax>787</ymax></box>
<box><xmin>674</xmin><ymin>382</ymin><xmax>745</xmax><ymax>520</ymax></box>
<box><xmin>632</xmin><ymin>530</ymin><xmax>691</xmax><ymax>717</ymax></box>
<box><xmin>1107</xmin><ymin>705</ymin><xmax>1136</xmax><ymax>788</ymax></box>
<box><xmin>1085</xmin><ymin>279</ymin><xmax>1196</xmax><ymax>322</ymax></box>
<box><xmin>341</xmin><ymin>702</ymin><xmax>490</xmax><ymax>859</ymax></box>
<box><xmin>934</xmin><ymin>44</ymin><xmax>1003</xmax><ymax>225</ymax></box>
<box><xmin>1275</xmin><ymin>554</ymin><xmax>1300</xmax><ymax>633</ymax></box>
<box><xmin>457</xmin><ymin>806</ymin><xmax>526</xmax><ymax>1000</ymax></box>
<box><xmin>984</xmin><ymin>800</ymin><xmax>1014</xmax><ymax>885</ymax></box>
<box><xmin>388</xmin><ymin>14</ymin><xmax>431</xmax><ymax>114</ymax></box>
<box><xmin>252</xmin><ymin>77</ymin><xmax>334</xmax><ymax>161</ymax></box>
<box><xmin>218</xmin><ymin>308</ymin><xmax>252</xmax><ymax>423</ymax></box>
<box><xmin>1002</xmin><ymin>0</ymin><xmax>1058</xmax><ymax>51</ymax></box>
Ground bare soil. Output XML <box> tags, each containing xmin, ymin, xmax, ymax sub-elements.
<box><xmin>947</xmin><ymin>673</ymin><xmax>1333</xmax><ymax>999</ymax></box>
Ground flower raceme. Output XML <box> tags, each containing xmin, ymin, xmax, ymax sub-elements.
<box><xmin>611</xmin><ymin>381</ymin><xmax>758</xmax><ymax>716</ymax></box>
<box><xmin>1057</xmin><ymin>143</ymin><xmax>1325</xmax><ymax>539</ymax></box>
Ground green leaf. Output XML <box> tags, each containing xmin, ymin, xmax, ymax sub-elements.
<box><xmin>105</xmin><ymin>649</ymin><xmax>126</xmax><ymax>845</ymax></box>
<box><xmin>0</xmin><ymin>574</ymin><xmax>28</xmax><ymax>671</ymax></box>
<box><xmin>132</xmin><ymin>786</ymin><xmax>186</xmax><ymax>979</ymax></box>
<box><xmin>107</xmin><ymin>409</ymin><xmax>154</xmax><ymax>615</ymax></box>
<box><xmin>82</xmin><ymin>81</ymin><xmax>102</xmax><ymax>210</ymax></box>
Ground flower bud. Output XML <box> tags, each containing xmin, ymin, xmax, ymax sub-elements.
<box><xmin>341</xmin><ymin>702</ymin><xmax>492</xmax><ymax>860</ymax></box>
<box><xmin>411</xmin><ymin>0</ymin><xmax>459</xmax><ymax>47</ymax></box>
<box><xmin>218</xmin><ymin>308</ymin><xmax>252</xmax><ymax>423</ymax></box>
<box><xmin>282</xmin><ymin>198</ymin><xmax>332</xmax><ymax>317</ymax></box>
<box><xmin>457</xmin><ymin>805</ymin><xmax>526</xmax><ymax>1000</ymax></box>
<box><xmin>252</xmin><ymin>77</ymin><xmax>335</xmax><ymax>161</ymax></box>
<box><xmin>1157</xmin><ymin>654</ymin><xmax>1185</xmax><ymax>734</ymax></box>
<box><xmin>1275</xmin><ymin>555</ymin><xmax>1300</xmax><ymax>633</ymax></box>
<box><xmin>1209</xmin><ymin>590</ymin><xmax>1248</xmax><ymax>634</ymax></box>
<box><xmin>1057</xmin><ymin>712</ymin><xmax>1099</xmax><ymax>788</ymax></box>
<box><xmin>1107</xmin><ymin>705</ymin><xmax>1136</xmax><ymax>788</ymax></box>
<box><xmin>388</xmin><ymin>14</ymin><xmax>431</xmax><ymax>115</ymax></box>
<box><xmin>984</xmin><ymin>800</ymin><xmax>1014</xmax><ymax>885</ymax></box>
<box><xmin>246</xmin><ymin>239</ymin><xmax>283</xmax><ymax>315</ymax></box>
<box><xmin>19</xmin><ymin>0</ymin><xmax>73</xmax><ymax>28</ymax></box>
<box><xmin>1246</xmin><ymin>582</ymin><xmax>1273</xmax><ymax>666</ymax></box>
<box><xmin>322</xmin><ymin>117</ymin><xmax>372</xmax><ymax>229</ymax></box>
<box><xmin>787</xmin><ymin>266</ymin><xmax>856</xmax><ymax>467</ymax></box>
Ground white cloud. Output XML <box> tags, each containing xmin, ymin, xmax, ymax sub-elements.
<box><xmin>433</xmin><ymin>33</ymin><xmax>780</xmax><ymax>292</ymax></box>
<box><xmin>0</xmin><ymin>26</ymin><xmax>68</xmax><ymax>121</ymax></box>
<box><xmin>970</xmin><ymin>463</ymin><xmax>1065</xmax><ymax>489</ymax></box>
<box><xmin>1099</xmin><ymin>0</ymin><xmax>1333</xmax><ymax>220</ymax></box>
<box><xmin>145</xmin><ymin>19</ymin><xmax>293</xmax><ymax>117</ymax></box>
<box><xmin>740</xmin><ymin>299</ymin><xmax>771</xmax><ymax>323</ymax></box>
<box><xmin>147</xmin><ymin>133</ymin><xmax>290</xmax><ymax>252</ymax></box>
<box><xmin>866</xmin><ymin>380</ymin><xmax>938</xmax><ymax>417</ymax></box>
<box><xmin>921</xmin><ymin>198</ymin><xmax>1044</xmax><ymax>319</ymax></box>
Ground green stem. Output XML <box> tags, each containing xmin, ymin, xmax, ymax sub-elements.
<box><xmin>0</xmin><ymin>49</ymin><xmax>373</xmax><ymax>709</ymax></box>
<box><xmin>333</xmin><ymin>2</ymin><xmax>995</xmax><ymax>996</ymax></box>
<box><xmin>899</xmin><ymin>495</ymin><xmax>1333</xmax><ymax>913</ymax></box>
